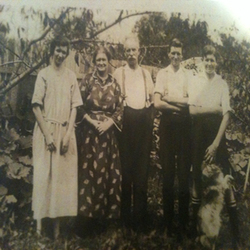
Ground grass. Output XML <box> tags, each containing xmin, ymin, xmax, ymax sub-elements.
<box><xmin>1</xmin><ymin>168</ymin><xmax>250</xmax><ymax>250</ymax></box>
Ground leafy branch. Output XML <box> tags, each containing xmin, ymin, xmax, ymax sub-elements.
<box><xmin>7</xmin><ymin>7</ymin><xmax>73</xmax><ymax>84</ymax></box>
<box><xmin>91</xmin><ymin>10</ymin><xmax>152</xmax><ymax>38</ymax></box>
<box><xmin>0</xmin><ymin>60</ymin><xmax>32</xmax><ymax>69</ymax></box>
<box><xmin>0</xmin><ymin>9</ymin><xmax>153</xmax><ymax>95</ymax></box>
<box><xmin>0</xmin><ymin>39</ymin><xmax>21</xmax><ymax>59</ymax></box>
<box><xmin>0</xmin><ymin>57</ymin><xmax>46</xmax><ymax>96</ymax></box>
<box><xmin>21</xmin><ymin>7</ymin><xmax>73</xmax><ymax>58</ymax></box>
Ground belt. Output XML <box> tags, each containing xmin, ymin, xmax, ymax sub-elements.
<box><xmin>44</xmin><ymin>117</ymin><xmax>67</xmax><ymax>127</ymax></box>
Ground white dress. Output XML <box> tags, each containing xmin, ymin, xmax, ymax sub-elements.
<box><xmin>32</xmin><ymin>65</ymin><xmax>82</xmax><ymax>220</ymax></box>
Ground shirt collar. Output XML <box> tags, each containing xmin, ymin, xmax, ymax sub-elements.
<box><xmin>92</xmin><ymin>70</ymin><xmax>113</xmax><ymax>83</ymax></box>
<box><xmin>198</xmin><ymin>71</ymin><xmax>222</xmax><ymax>83</ymax></box>
<box><xmin>165</xmin><ymin>64</ymin><xmax>185</xmax><ymax>74</ymax></box>
<box><xmin>124</xmin><ymin>63</ymin><xmax>141</xmax><ymax>72</ymax></box>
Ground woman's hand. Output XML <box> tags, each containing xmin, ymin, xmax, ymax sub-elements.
<box><xmin>45</xmin><ymin>134</ymin><xmax>56</xmax><ymax>152</ymax></box>
<box><xmin>84</xmin><ymin>114</ymin><xmax>101</xmax><ymax>129</ymax></box>
<box><xmin>205</xmin><ymin>143</ymin><xmax>218</xmax><ymax>163</ymax></box>
<box><xmin>96</xmin><ymin>118</ymin><xmax>113</xmax><ymax>135</ymax></box>
<box><xmin>91</xmin><ymin>120</ymin><xmax>101</xmax><ymax>129</ymax></box>
<box><xmin>162</xmin><ymin>95</ymin><xmax>170</xmax><ymax>103</ymax></box>
<box><xmin>60</xmin><ymin>134</ymin><xmax>70</xmax><ymax>155</ymax></box>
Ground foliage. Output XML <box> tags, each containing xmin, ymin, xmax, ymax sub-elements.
<box><xmin>134</xmin><ymin>13</ymin><xmax>250</xmax><ymax>184</ymax></box>
<box><xmin>218</xmin><ymin>34</ymin><xmax>250</xmax><ymax>132</ymax></box>
<box><xmin>214</xmin><ymin>34</ymin><xmax>250</xmax><ymax>179</ymax></box>
<box><xmin>133</xmin><ymin>12</ymin><xmax>211</xmax><ymax>67</ymax></box>
<box><xmin>0</xmin><ymin>116</ymin><xmax>33</xmax><ymax>248</ymax></box>
<box><xmin>1</xmin><ymin>168</ymin><xmax>250</xmax><ymax>249</ymax></box>
<box><xmin>0</xmin><ymin>5</ymin><xmax>150</xmax><ymax>96</ymax></box>
<box><xmin>0</xmin><ymin>7</ymin><xmax>250</xmax><ymax>250</ymax></box>
<box><xmin>0</xmin><ymin>6</ymin><xmax>96</xmax><ymax>95</ymax></box>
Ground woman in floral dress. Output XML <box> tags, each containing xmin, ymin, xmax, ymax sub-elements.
<box><xmin>76</xmin><ymin>47</ymin><xmax>123</xmax><ymax>234</ymax></box>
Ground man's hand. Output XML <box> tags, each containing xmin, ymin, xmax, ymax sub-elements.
<box><xmin>205</xmin><ymin>143</ymin><xmax>218</xmax><ymax>163</ymax></box>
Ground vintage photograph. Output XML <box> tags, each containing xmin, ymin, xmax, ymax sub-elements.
<box><xmin>0</xmin><ymin>0</ymin><xmax>249</xmax><ymax>249</ymax></box>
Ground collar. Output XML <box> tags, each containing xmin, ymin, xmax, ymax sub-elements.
<box><xmin>198</xmin><ymin>71</ymin><xmax>222</xmax><ymax>83</ymax></box>
<box><xmin>164</xmin><ymin>64</ymin><xmax>185</xmax><ymax>74</ymax></box>
<box><xmin>91</xmin><ymin>70</ymin><xmax>114</xmax><ymax>88</ymax></box>
<box><xmin>124</xmin><ymin>63</ymin><xmax>141</xmax><ymax>72</ymax></box>
<box><xmin>92</xmin><ymin>70</ymin><xmax>113</xmax><ymax>82</ymax></box>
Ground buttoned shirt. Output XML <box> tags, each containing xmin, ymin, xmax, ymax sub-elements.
<box><xmin>154</xmin><ymin>65</ymin><xmax>191</xmax><ymax>98</ymax></box>
<box><xmin>188</xmin><ymin>72</ymin><xmax>231</xmax><ymax>115</ymax></box>
<box><xmin>113</xmin><ymin>64</ymin><xmax>154</xmax><ymax>109</ymax></box>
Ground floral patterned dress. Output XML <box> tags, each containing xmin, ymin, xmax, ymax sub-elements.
<box><xmin>78</xmin><ymin>71</ymin><xmax>123</xmax><ymax>219</ymax></box>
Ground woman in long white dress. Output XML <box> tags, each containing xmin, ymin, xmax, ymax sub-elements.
<box><xmin>32</xmin><ymin>36</ymin><xmax>82</xmax><ymax>238</ymax></box>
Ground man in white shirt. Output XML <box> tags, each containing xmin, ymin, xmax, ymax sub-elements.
<box><xmin>154</xmin><ymin>38</ymin><xmax>192</xmax><ymax>238</ymax></box>
<box><xmin>113</xmin><ymin>36</ymin><xmax>154</xmax><ymax>231</ymax></box>
<box><xmin>188</xmin><ymin>45</ymin><xmax>240</xmax><ymax>248</ymax></box>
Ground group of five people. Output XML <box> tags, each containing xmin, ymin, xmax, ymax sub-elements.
<box><xmin>31</xmin><ymin>35</ymin><xmax>239</xmax><ymax>247</ymax></box>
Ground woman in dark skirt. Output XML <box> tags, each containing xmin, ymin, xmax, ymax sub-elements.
<box><xmin>189</xmin><ymin>45</ymin><xmax>240</xmax><ymax>249</ymax></box>
<box><xmin>76</xmin><ymin>46</ymin><xmax>123</xmax><ymax>235</ymax></box>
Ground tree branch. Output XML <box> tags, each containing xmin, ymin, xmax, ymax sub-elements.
<box><xmin>21</xmin><ymin>7</ymin><xmax>72</xmax><ymax>57</ymax></box>
<box><xmin>70</xmin><ymin>38</ymin><xmax>98</xmax><ymax>45</ymax></box>
<box><xmin>0</xmin><ymin>60</ymin><xmax>31</xmax><ymax>68</ymax></box>
<box><xmin>72</xmin><ymin>10</ymin><xmax>150</xmax><ymax>42</ymax></box>
<box><xmin>142</xmin><ymin>45</ymin><xmax>169</xmax><ymax>49</ymax></box>
<box><xmin>91</xmin><ymin>10</ymin><xmax>152</xmax><ymax>38</ymax></box>
<box><xmin>4</xmin><ymin>7</ymin><xmax>73</xmax><ymax>89</ymax></box>
<box><xmin>0</xmin><ymin>40</ymin><xmax>21</xmax><ymax>59</ymax></box>
<box><xmin>0</xmin><ymin>10</ymin><xmax>152</xmax><ymax>95</ymax></box>
<box><xmin>0</xmin><ymin>57</ymin><xmax>46</xmax><ymax>96</ymax></box>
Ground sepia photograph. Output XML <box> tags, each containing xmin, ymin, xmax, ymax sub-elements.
<box><xmin>0</xmin><ymin>0</ymin><xmax>250</xmax><ymax>249</ymax></box>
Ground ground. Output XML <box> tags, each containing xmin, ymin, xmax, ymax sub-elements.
<box><xmin>1</xmin><ymin>167</ymin><xmax>250</xmax><ymax>250</ymax></box>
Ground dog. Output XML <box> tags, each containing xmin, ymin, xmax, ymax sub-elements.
<box><xmin>196</xmin><ymin>162</ymin><xmax>233</xmax><ymax>250</ymax></box>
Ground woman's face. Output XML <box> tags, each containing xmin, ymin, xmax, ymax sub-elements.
<box><xmin>53</xmin><ymin>46</ymin><xmax>68</xmax><ymax>67</ymax></box>
<box><xmin>204</xmin><ymin>54</ymin><xmax>217</xmax><ymax>77</ymax></box>
<box><xmin>95</xmin><ymin>52</ymin><xmax>108</xmax><ymax>73</ymax></box>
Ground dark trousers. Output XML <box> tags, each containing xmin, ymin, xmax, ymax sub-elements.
<box><xmin>192</xmin><ymin>115</ymin><xmax>229</xmax><ymax>186</ymax></box>
<box><xmin>191</xmin><ymin>115</ymin><xmax>240</xmax><ymax>244</ymax></box>
<box><xmin>119</xmin><ymin>106</ymin><xmax>153</xmax><ymax>228</ymax></box>
<box><xmin>159</xmin><ymin>114</ymin><xmax>191</xmax><ymax>229</ymax></box>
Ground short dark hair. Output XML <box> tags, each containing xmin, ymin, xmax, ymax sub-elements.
<box><xmin>50</xmin><ymin>36</ymin><xmax>70</xmax><ymax>56</ymax></box>
<box><xmin>169</xmin><ymin>38</ymin><xmax>183</xmax><ymax>52</ymax></box>
<box><xmin>92</xmin><ymin>46</ymin><xmax>112</xmax><ymax>64</ymax></box>
<box><xmin>202</xmin><ymin>45</ymin><xmax>220</xmax><ymax>61</ymax></box>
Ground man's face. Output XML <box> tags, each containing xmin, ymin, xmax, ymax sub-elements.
<box><xmin>124</xmin><ymin>40</ymin><xmax>140</xmax><ymax>67</ymax></box>
<box><xmin>168</xmin><ymin>46</ymin><xmax>182</xmax><ymax>69</ymax></box>
<box><xmin>204</xmin><ymin>54</ymin><xmax>217</xmax><ymax>76</ymax></box>
<box><xmin>53</xmin><ymin>46</ymin><xmax>68</xmax><ymax>67</ymax></box>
